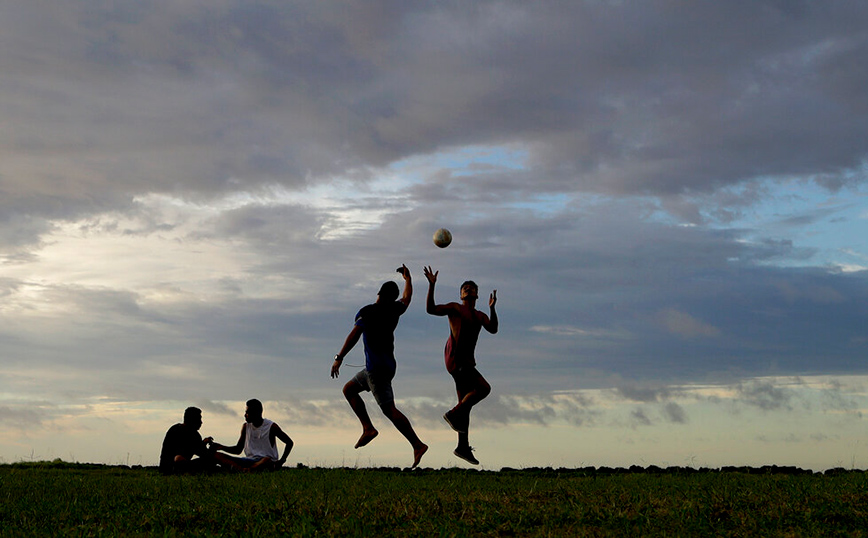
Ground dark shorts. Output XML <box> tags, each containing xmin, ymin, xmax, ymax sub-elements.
<box><xmin>352</xmin><ymin>368</ymin><xmax>395</xmax><ymax>408</ymax></box>
<box><xmin>450</xmin><ymin>366</ymin><xmax>485</xmax><ymax>394</ymax></box>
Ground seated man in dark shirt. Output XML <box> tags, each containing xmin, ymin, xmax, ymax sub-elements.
<box><xmin>159</xmin><ymin>406</ymin><xmax>216</xmax><ymax>474</ymax></box>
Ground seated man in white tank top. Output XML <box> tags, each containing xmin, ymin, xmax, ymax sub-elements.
<box><xmin>211</xmin><ymin>399</ymin><xmax>294</xmax><ymax>471</ymax></box>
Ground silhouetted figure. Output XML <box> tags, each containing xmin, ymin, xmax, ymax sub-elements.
<box><xmin>331</xmin><ymin>264</ymin><xmax>428</xmax><ymax>468</ymax></box>
<box><xmin>424</xmin><ymin>266</ymin><xmax>498</xmax><ymax>465</ymax></box>
<box><xmin>159</xmin><ymin>406</ymin><xmax>216</xmax><ymax>474</ymax></box>
<box><xmin>210</xmin><ymin>399</ymin><xmax>293</xmax><ymax>471</ymax></box>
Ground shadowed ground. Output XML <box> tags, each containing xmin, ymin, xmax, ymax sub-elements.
<box><xmin>1</xmin><ymin>461</ymin><xmax>866</xmax><ymax>536</ymax></box>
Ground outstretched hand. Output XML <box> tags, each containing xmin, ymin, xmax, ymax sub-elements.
<box><xmin>489</xmin><ymin>289</ymin><xmax>497</xmax><ymax>308</ymax></box>
<box><xmin>423</xmin><ymin>265</ymin><xmax>438</xmax><ymax>284</ymax></box>
<box><xmin>396</xmin><ymin>264</ymin><xmax>410</xmax><ymax>280</ymax></box>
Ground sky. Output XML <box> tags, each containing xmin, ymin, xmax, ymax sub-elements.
<box><xmin>1</xmin><ymin>1</ymin><xmax>867</xmax><ymax>471</ymax></box>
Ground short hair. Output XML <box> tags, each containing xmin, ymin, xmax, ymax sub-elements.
<box><xmin>246</xmin><ymin>399</ymin><xmax>263</xmax><ymax>415</ymax></box>
<box><xmin>460</xmin><ymin>281</ymin><xmax>478</xmax><ymax>292</ymax></box>
<box><xmin>377</xmin><ymin>281</ymin><xmax>400</xmax><ymax>302</ymax></box>
<box><xmin>183</xmin><ymin>407</ymin><xmax>202</xmax><ymax>423</ymax></box>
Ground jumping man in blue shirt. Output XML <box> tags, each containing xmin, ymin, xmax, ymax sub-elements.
<box><xmin>331</xmin><ymin>264</ymin><xmax>428</xmax><ymax>468</ymax></box>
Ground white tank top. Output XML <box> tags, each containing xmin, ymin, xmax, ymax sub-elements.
<box><xmin>244</xmin><ymin>418</ymin><xmax>278</xmax><ymax>460</ymax></box>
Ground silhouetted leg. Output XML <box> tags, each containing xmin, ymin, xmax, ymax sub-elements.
<box><xmin>343</xmin><ymin>379</ymin><xmax>378</xmax><ymax>448</ymax></box>
<box><xmin>213</xmin><ymin>453</ymin><xmax>249</xmax><ymax>472</ymax></box>
<box><xmin>455</xmin><ymin>373</ymin><xmax>491</xmax><ymax>417</ymax></box>
<box><xmin>381</xmin><ymin>402</ymin><xmax>428</xmax><ymax>468</ymax></box>
<box><xmin>449</xmin><ymin>369</ymin><xmax>488</xmax><ymax>465</ymax></box>
<box><xmin>449</xmin><ymin>369</ymin><xmax>491</xmax><ymax>437</ymax></box>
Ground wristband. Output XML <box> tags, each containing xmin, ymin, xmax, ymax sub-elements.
<box><xmin>334</xmin><ymin>355</ymin><xmax>343</xmax><ymax>362</ymax></box>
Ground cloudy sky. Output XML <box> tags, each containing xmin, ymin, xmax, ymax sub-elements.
<box><xmin>1</xmin><ymin>1</ymin><xmax>867</xmax><ymax>471</ymax></box>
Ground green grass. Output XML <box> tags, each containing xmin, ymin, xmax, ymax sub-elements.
<box><xmin>1</xmin><ymin>462</ymin><xmax>867</xmax><ymax>536</ymax></box>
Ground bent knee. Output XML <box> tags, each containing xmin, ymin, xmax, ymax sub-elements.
<box><xmin>342</xmin><ymin>380</ymin><xmax>361</xmax><ymax>398</ymax></box>
<box><xmin>478</xmin><ymin>380</ymin><xmax>492</xmax><ymax>398</ymax></box>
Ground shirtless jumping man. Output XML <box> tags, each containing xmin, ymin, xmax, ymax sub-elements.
<box><xmin>423</xmin><ymin>266</ymin><xmax>498</xmax><ymax>465</ymax></box>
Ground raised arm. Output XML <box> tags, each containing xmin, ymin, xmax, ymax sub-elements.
<box><xmin>398</xmin><ymin>264</ymin><xmax>412</xmax><ymax>307</ymax></box>
<box><xmin>424</xmin><ymin>266</ymin><xmax>450</xmax><ymax>316</ymax></box>
<box><xmin>484</xmin><ymin>289</ymin><xmax>498</xmax><ymax>334</ymax></box>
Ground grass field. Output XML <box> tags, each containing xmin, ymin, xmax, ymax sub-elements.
<box><xmin>1</xmin><ymin>461</ymin><xmax>867</xmax><ymax>536</ymax></box>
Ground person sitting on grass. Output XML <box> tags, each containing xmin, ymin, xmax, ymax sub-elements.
<box><xmin>210</xmin><ymin>399</ymin><xmax>293</xmax><ymax>472</ymax></box>
<box><xmin>159</xmin><ymin>406</ymin><xmax>216</xmax><ymax>474</ymax></box>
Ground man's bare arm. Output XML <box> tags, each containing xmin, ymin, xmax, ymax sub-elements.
<box><xmin>211</xmin><ymin>425</ymin><xmax>246</xmax><ymax>455</ymax></box>
<box><xmin>424</xmin><ymin>265</ymin><xmax>451</xmax><ymax>316</ymax></box>
<box><xmin>398</xmin><ymin>264</ymin><xmax>412</xmax><ymax>307</ymax></box>
<box><xmin>483</xmin><ymin>289</ymin><xmax>498</xmax><ymax>334</ymax></box>
<box><xmin>271</xmin><ymin>423</ymin><xmax>294</xmax><ymax>467</ymax></box>
<box><xmin>332</xmin><ymin>325</ymin><xmax>362</xmax><ymax>378</ymax></box>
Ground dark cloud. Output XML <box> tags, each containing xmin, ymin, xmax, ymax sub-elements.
<box><xmin>193</xmin><ymin>400</ymin><xmax>236</xmax><ymax>418</ymax></box>
<box><xmin>0</xmin><ymin>404</ymin><xmax>49</xmax><ymax>429</ymax></box>
<box><xmin>0</xmin><ymin>214</ymin><xmax>54</xmax><ymax>251</ymax></box>
<box><xmin>473</xmin><ymin>393</ymin><xmax>599</xmax><ymax>428</ymax></box>
<box><xmin>0</xmin><ymin>399</ymin><xmax>92</xmax><ymax>430</ymax></box>
<box><xmin>206</xmin><ymin>203</ymin><xmax>327</xmax><ymax>246</ymax></box>
<box><xmin>613</xmin><ymin>385</ymin><xmax>676</xmax><ymax>403</ymax></box>
<box><xmin>736</xmin><ymin>379</ymin><xmax>795</xmax><ymax>411</ymax></box>
<box><xmin>663</xmin><ymin>402</ymin><xmax>688</xmax><ymax>424</ymax></box>
<box><xmin>815</xmin><ymin>379</ymin><xmax>864</xmax><ymax>417</ymax></box>
<box><xmin>630</xmin><ymin>408</ymin><xmax>653</xmax><ymax>427</ymax></box>
<box><xmin>275</xmin><ymin>397</ymin><xmax>356</xmax><ymax>429</ymax></box>
<box><xmin>2</xmin><ymin>1</ymin><xmax>867</xmax><ymax>246</ymax></box>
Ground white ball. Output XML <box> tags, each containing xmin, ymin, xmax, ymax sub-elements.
<box><xmin>433</xmin><ymin>228</ymin><xmax>452</xmax><ymax>248</ymax></box>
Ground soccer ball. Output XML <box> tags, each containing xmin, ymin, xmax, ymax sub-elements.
<box><xmin>433</xmin><ymin>228</ymin><xmax>452</xmax><ymax>248</ymax></box>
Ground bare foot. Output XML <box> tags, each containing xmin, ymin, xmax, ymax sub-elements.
<box><xmin>411</xmin><ymin>443</ymin><xmax>428</xmax><ymax>469</ymax></box>
<box><xmin>354</xmin><ymin>429</ymin><xmax>378</xmax><ymax>449</ymax></box>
